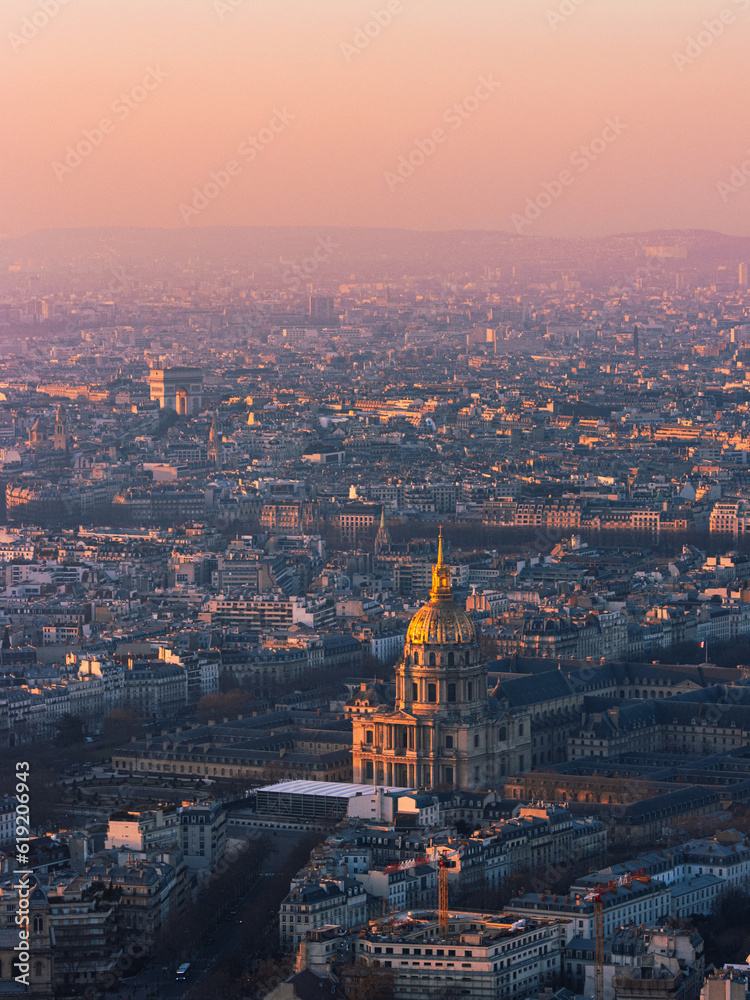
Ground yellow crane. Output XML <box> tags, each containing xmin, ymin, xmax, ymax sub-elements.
<box><xmin>585</xmin><ymin>888</ymin><xmax>605</xmax><ymax>1000</ymax></box>
<box><xmin>585</xmin><ymin>870</ymin><xmax>649</xmax><ymax>1000</ymax></box>
<box><xmin>438</xmin><ymin>857</ymin><xmax>449</xmax><ymax>937</ymax></box>
<box><xmin>433</xmin><ymin>847</ymin><xmax>461</xmax><ymax>938</ymax></box>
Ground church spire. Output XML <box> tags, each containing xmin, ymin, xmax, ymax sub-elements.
<box><xmin>374</xmin><ymin>506</ymin><xmax>391</xmax><ymax>557</ymax></box>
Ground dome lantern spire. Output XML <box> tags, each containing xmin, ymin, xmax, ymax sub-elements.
<box><xmin>430</xmin><ymin>527</ymin><xmax>452</xmax><ymax>602</ymax></box>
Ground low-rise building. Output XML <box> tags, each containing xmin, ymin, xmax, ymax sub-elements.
<box><xmin>354</xmin><ymin>909</ymin><xmax>568</xmax><ymax>1000</ymax></box>
<box><xmin>507</xmin><ymin>877</ymin><xmax>670</xmax><ymax>943</ymax></box>
<box><xmin>280</xmin><ymin>878</ymin><xmax>367</xmax><ymax>948</ymax></box>
<box><xmin>179</xmin><ymin>800</ymin><xmax>227</xmax><ymax>872</ymax></box>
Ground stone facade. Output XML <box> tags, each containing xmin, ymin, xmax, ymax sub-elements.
<box><xmin>350</xmin><ymin>537</ymin><xmax>531</xmax><ymax>790</ymax></box>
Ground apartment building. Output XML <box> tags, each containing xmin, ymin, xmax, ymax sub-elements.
<box><xmin>354</xmin><ymin>910</ymin><xmax>568</xmax><ymax>1000</ymax></box>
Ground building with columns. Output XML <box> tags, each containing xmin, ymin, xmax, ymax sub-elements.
<box><xmin>148</xmin><ymin>367</ymin><xmax>204</xmax><ymax>415</ymax></box>
<box><xmin>350</xmin><ymin>535</ymin><xmax>531</xmax><ymax>790</ymax></box>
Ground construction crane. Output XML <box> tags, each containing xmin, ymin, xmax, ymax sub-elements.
<box><xmin>438</xmin><ymin>857</ymin><xmax>449</xmax><ymax>938</ymax></box>
<box><xmin>585</xmin><ymin>889</ymin><xmax>605</xmax><ymax>1000</ymax></box>
<box><xmin>593</xmin><ymin>893</ymin><xmax>604</xmax><ymax>1000</ymax></box>
<box><xmin>584</xmin><ymin>870</ymin><xmax>649</xmax><ymax>1000</ymax></box>
<box><xmin>434</xmin><ymin>847</ymin><xmax>461</xmax><ymax>938</ymax></box>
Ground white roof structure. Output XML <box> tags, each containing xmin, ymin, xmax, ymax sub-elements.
<box><xmin>256</xmin><ymin>780</ymin><xmax>414</xmax><ymax>798</ymax></box>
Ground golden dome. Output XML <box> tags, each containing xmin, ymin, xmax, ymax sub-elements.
<box><xmin>406</xmin><ymin>601</ymin><xmax>477</xmax><ymax>645</ymax></box>
<box><xmin>404</xmin><ymin>529</ymin><xmax>477</xmax><ymax>646</ymax></box>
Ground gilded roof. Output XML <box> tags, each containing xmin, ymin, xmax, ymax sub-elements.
<box><xmin>406</xmin><ymin>600</ymin><xmax>477</xmax><ymax>645</ymax></box>
<box><xmin>404</xmin><ymin>529</ymin><xmax>477</xmax><ymax>646</ymax></box>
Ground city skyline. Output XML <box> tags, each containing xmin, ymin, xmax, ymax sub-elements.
<box><xmin>3</xmin><ymin>3</ymin><xmax>750</xmax><ymax>997</ymax></box>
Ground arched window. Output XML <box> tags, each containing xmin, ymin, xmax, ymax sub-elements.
<box><xmin>499</xmin><ymin>727</ymin><xmax>507</xmax><ymax>742</ymax></box>
<box><xmin>447</xmin><ymin>652</ymin><xmax>454</xmax><ymax>667</ymax></box>
<box><xmin>33</xmin><ymin>916</ymin><xmax>44</xmax><ymax>933</ymax></box>
<box><xmin>429</xmin><ymin>652</ymin><xmax>436</xmax><ymax>666</ymax></box>
<box><xmin>467</xmin><ymin>682</ymin><xmax>473</xmax><ymax>700</ymax></box>
<box><xmin>464</xmin><ymin>652</ymin><xmax>470</xmax><ymax>665</ymax></box>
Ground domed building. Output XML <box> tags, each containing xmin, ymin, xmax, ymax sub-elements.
<box><xmin>350</xmin><ymin>535</ymin><xmax>530</xmax><ymax>790</ymax></box>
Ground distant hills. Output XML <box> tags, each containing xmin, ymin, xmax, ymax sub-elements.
<box><xmin>2</xmin><ymin>226</ymin><xmax>749</xmax><ymax>281</ymax></box>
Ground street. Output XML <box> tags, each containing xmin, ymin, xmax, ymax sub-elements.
<box><xmin>105</xmin><ymin>827</ymin><xmax>312</xmax><ymax>999</ymax></box>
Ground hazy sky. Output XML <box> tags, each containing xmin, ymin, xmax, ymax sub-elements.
<box><xmin>2</xmin><ymin>0</ymin><xmax>750</xmax><ymax>238</ymax></box>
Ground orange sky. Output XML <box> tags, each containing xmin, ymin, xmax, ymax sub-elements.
<box><xmin>2</xmin><ymin>0</ymin><xmax>749</xmax><ymax>237</ymax></box>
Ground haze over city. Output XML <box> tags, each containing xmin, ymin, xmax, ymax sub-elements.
<box><xmin>3</xmin><ymin>0</ymin><xmax>750</xmax><ymax>238</ymax></box>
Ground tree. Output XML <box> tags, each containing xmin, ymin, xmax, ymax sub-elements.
<box><xmin>342</xmin><ymin>963</ymin><xmax>396</xmax><ymax>1000</ymax></box>
<box><xmin>54</xmin><ymin>713</ymin><xmax>84</xmax><ymax>746</ymax></box>
<box><xmin>690</xmin><ymin>887</ymin><xmax>750</xmax><ymax>967</ymax></box>
<box><xmin>102</xmin><ymin>706</ymin><xmax>141</xmax><ymax>743</ymax></box>
<box><xmin>196</xmin><ymin>689</ymin><xmax>255</xmax><ymax>723</ymax></box>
